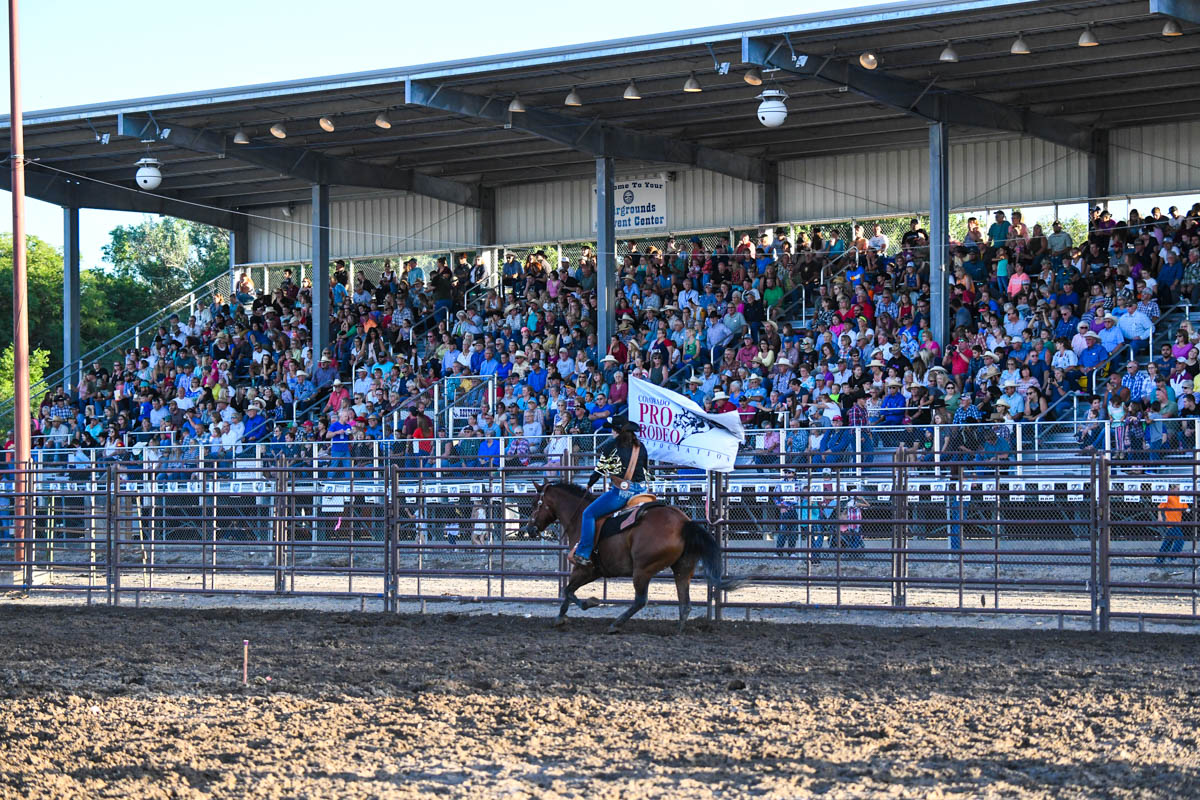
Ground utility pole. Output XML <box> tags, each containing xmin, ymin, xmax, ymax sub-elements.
<box><xmin>9</xmin><ymin>0</ymin><xmax>29</xmax><ymax>568</ymax></box>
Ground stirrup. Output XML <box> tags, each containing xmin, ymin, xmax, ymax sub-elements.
<box><xmin>569</xmin><ymin>552</ymin><xmax>592</xmax><ymax>568</ymax></box>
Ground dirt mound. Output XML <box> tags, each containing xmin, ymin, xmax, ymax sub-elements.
<box><xmin>1</xmin><ymin>607</ymin><xmax>1197</xmax><ymax>798</ymax></box>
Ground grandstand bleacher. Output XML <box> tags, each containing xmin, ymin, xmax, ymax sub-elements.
<box><xmin>11</xmin><ymin>202</ymin><xmax>1200</xmax><ymax>476</ymax></box>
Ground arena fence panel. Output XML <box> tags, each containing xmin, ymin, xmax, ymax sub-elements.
<box><xmin>4</xmin><ymin>455</ymin><xmax>1200</xmax><ymax>630</ymax></box>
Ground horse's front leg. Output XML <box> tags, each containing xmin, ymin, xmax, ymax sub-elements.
<box><xmin>554</xmin><ymin>567</ymin><xmax>598</xmax><ymax>628</ymax></box>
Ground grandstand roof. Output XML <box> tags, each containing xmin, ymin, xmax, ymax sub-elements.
<box><xmin>2</xmin><ymin>0</ymin><xmax>1197</xmax><ymax>219</ymax></box>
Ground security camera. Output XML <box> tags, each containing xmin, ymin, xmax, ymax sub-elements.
<box><xmin>134</xmin><ymin>157</ymin><xmax>162</xmax><ymax>190</ymax></box>
<box><xmin>756</xmin><ymin>89</ymin><xmax>788</xmax><ymax>128</ymax></box>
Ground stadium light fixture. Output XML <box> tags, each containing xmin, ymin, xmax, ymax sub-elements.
<box><xmin>859</xmin><ymin>52</ymin><xmax>879</xmax><ymax>70</ymax></box>
<box><xmin>939</xmin><ymin>42</ymin><xmax>959</xmax><ymax>63</ymax></box>
<box><xmin>623</xmin><ymin>80</ymin><xmax>641</xmax><ymax>100</ymax></box>
<box><xmin>318</xmin><ymin>116</ymin><xmax>335</xmax><ymax>132</ymax></box>
<box><xmin>743</xmin><ymin>67</ymin><xmax>763</xmax><ymax>86</ymax></box>
<box><xmin>374</xmin><ymin>112</ymin><xmax>392</xmax><ymax>129</ymax></box>
<box><xmin>233</xmin><ymin>130</ymin><xmax>250</xmax><ymax>145</ymax></box>
<box><xmin>269</xmin><ymin>123</ymin><xmax>287</xmax><ymax>139</ymax></box>
<box><xmin>564</xmin><ymin>87</ymin><xmax>582</xmax><ymax>106</ymax></box>
<box><xmin>134</xmin><ymin>157</ymin><xmax>162</xmax><ymax>190</ymax></box>
<box><xmin>1010</xmin><ymin>33</ymin><xmax>1031</xmax><ymax>54</ymax></box>
<box><xmin>1162</xmin><ymin>19</ymin><xmax>1183</xmax><ymax>37</ymax></box>
<box><xmin>508</xmin><ymin>94</ymin><xmax>526</xmax><ymax>113</ymax></box>
<box><xmin>683</xmin><ymin>72</ymin><xmax>703</xmax><ymax>92</ymax></box>
<box><xmin>1078</xmin><ymin>25</ymin><xmax>1099</xmax><ymax>47</ymax></box>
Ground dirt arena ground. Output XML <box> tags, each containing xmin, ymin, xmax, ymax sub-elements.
<box><xmin>1</xmin><ymin>606</ymin><xmax>1198</xmax><ymax>799</ymax></box>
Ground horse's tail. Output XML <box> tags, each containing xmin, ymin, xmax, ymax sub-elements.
<box><xmin>681</xmin><ymin>519</ymin><xmax>746</xmax><ymax>593</ymax></box>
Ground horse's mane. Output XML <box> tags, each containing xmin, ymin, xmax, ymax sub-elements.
<box><xmin>548</xmin><ymin>481</ymin><xmax>590</xmax><ymax>498</ymax></box>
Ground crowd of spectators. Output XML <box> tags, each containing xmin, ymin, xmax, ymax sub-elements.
<box><xmin>13</xmin><ymin>199</ymin><xmax>1200</xmax><ymax>475</ymax></box>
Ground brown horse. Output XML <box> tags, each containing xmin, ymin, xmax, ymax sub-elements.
<box><xmin>524</xmin><ymin>481</ymin><xmax>744</xmax><ymax>633</ymax></box>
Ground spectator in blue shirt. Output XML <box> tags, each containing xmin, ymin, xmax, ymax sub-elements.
<box><xmin>468</xmin><ymin>341</ymin><xmax>486</xmax><ymax>374</ymax></box>
<box><xmin>877</xmin><ymin>379</ymin><xmax>907</xmax><ymax>425</ymax></box>
<box><xmin>1097</xmin><ymin>314</ymin><xmax>1124</xmax><ymax>354</ymax></box>
<box><xmin>479</xmin><ymin>347</ymin><xmax>500</xmax><ymax>377</ymax></box>
<box><xmin>477</xmin><ymin>433</ymin><xmax>501</xmax><ymax>469</ymax></box>
<box><xmin>1079</xmin><ymin>331</ymin><xmax>1109</xmax><ymax>369</ymax></box>
<box><xmin>328</xmin><ymin>409</ymin><xmax>353</xmax><ymax>477</ymax></box>
<box><xmin>817</xmin><ymin>415</ymin><xmax>853</xmax><ymax>464</ymax></box>
<box><xmin>242</xmin><ymin>402</ymin><xmax>268</xmax><ymax>443</ymax></box>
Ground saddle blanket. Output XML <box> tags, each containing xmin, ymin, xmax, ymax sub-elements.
<box><xmin>599</xmin><ymin>501</ymin><xmax>666</xmax><ymax>541</ymax></box>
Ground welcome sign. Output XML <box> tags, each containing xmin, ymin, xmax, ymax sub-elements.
<box><xmin>593</xmin><ymin>175</ymin><xmax>669</xmax><ymax>233</ymax></box>
<box><xmin>627</xmin><ymin>376</ymin><xmax>745</xmax><ymax>472</ymax></box>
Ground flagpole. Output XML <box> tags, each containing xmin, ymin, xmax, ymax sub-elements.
<box><xmin>9</xmin><ymin>0</ymin><xmax>30</xmax><ymax>569</ymax></box>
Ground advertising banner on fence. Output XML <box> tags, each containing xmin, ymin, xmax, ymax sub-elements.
<box><xmin>593</xmin><ymin>175</ymin><xmax>668</xmax><ymax>233</ymax></box>
<box><xmin>627</xmin><ymin>376</ymin><xmax>745</xmax><ymax>472</ymax></box>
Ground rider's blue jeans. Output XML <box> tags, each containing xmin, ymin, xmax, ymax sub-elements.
<box><xmin>578</xmin><ymin>483</ymin><xmax>642</xmax><ymax>559</ymax></box>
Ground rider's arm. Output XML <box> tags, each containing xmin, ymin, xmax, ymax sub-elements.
<box><xmin>588</xmin><ymin>438</ymin><xmax>616</xmax><ymax>489</ymax></box>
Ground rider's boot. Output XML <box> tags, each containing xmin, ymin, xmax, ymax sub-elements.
<box><xmin>570</xmin><ymin>521</ymin><xmax>600</xmax><ymax>567</ymax></box>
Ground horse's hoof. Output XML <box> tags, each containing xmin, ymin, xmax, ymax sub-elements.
<box><xmin>605</xmin><ymin>624</ymin><xmax>622</xmax><ymax>635</ymax></box>
<box><xmin>552</xmin><ymin>616</ymin><xmax>567</xmax><ymax>629</ymax></box>
<box><xmin>581</xmin><ymin>598</ymin><xmax>601</xmax><ymax>610</ymax></box>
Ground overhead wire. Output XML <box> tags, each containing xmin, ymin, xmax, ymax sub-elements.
<box><xmin>10</xmin><ymin>131</ymin><xmax>1200</xmax><ymax>264</ymax></box>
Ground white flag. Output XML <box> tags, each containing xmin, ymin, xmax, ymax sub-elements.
<box><xmin>627</xmin><ymin>376</ymin><xmax>745</xmax><ymax>473</ymax></box>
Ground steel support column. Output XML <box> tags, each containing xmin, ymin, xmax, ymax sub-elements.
<box><xmin>1087</xmin><ymin>129</ymin><xmax>1110</xmax><ymax>208</ymax></box>
<box><xmin>311</xmin><ymin>184</ymin><xmax>331</xmax><ymax>362</ymax></box>
<box><xmin>760</xmin><ymin>160</ymin><xmax>779</xmax><ymax>225</ymax></box>
<box><xmin>478</xmin><ymin>186</ymin><xmax>496</xmax><ymax>247</ymax></box>
<box><xmin>227</xmin><ymin>226</ymin><xmax>246</xmax><ymax>306</ymax></box>
<box><xmin>62</xmin><ymin>205</ymin><xmax>80</xmax><ymax>392</ymax></box>
<box><xmin>928</xmin><ymin>122</ymin><xmax>949</xmax><ymax>348</ymax></box>
<box><xmin>596</xmin><ymin>157</ymin><xmax>616</xmax><ymax>354</ymax></box>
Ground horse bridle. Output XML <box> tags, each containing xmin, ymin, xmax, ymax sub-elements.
<box><xmin>527</xmin><ymin>484</ymin><xmax>585</xmax><ymax>539</ymax></box>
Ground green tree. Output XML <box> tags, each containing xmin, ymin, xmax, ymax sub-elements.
<box><xmin>0</xmin><ymin>234</ymin><xmax>67</xmax><ymax>365</ymax></box>
<box><xmin>102</xmin><ymin>217</ymin><xmax>229</xmax><ymax>309</ymax></box>
<box><xmin>78</xmin><ymin>271</ymin><xmax>157</xmax><ymax>357</ymax></box>
<box><xmin>0</xmin><ymin>233</ymin><xmax>164</xmax><ymax>376</ymax></box>
<box><xmin>0</xmin><ymin>343</ymin><xmax>50</xmax><ymax>425</ymax></box>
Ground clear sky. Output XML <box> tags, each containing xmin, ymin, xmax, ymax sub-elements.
<box><xmin>0</xmin><ymin>0</ymin><xmax>1196</xmax><ymax>270</ymax></box>
<box><xmin>0</xmin><ymin>0</ymin><xmax>855</xmax><ymax>268</ymax></box>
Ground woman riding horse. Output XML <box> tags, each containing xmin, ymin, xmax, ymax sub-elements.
<box><xmin>571</xmin><ymin>419</ymin><xmax>649</xmax><ymax>568</ymax></box>
<box><xmin>527</xmin><ymin>480</ymin><xmax>746</xmax><ymax>633</ymax></box>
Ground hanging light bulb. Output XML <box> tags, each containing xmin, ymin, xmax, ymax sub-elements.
<box><xmin>683</xmin><ymin>72</ymin><xmax>703</xmax><ymax>92</ymax></box>
<box><xmin>318</xmin><ymin>116</ymin><xmax>335</xmax><ymax>132</ymax></box>
<box><xmin>374</xmin><ymin>112</ymin><xmax>392</xmax><ymax>129</ymax></box>
<box><xmin>1010</xmin><ymin>33</ymin><xmax>1031</xmax><ymax>55</ymax></box>
<box><xmin>507</xmin><ymin>94</ymin><xmax>526</xmax><ymax>113</ymax></box>
<box><xmin>743</xmin><ymin>67</ymin><xmax>763</xmax><ymax>86</ymax></box>
<box><xmin>269</xmin><ymin>123</ymin><xmax>287</xmax><ymax>139</ymax></box>
<box><xmin>1078</xmin><ymin>25</ymin><xmax>1099</xmax><ymax>47</ymax></box>
<box><xmin>623</xmin><ymin>79</ymin><xmax>641</xmax><ymax>100</ymax></box>
<box><xmin>1162</xmin><ymin>19</ymin><xmax>1183</xmax><ymax>37</ymax></box>
<box><xmin>859</xmin><ymin>52</ymin><xmax>879</xmax><ymax>70</ymax></box>
<box><xmin>564</xmin><ymin>87</ymin><xmax>582</xmax><ymax>106</ymax></box>
<box><xmin>939</xmin><ymin>42</ymin><xmax>959</xmax><ymax>63</ymax></box>
<box><xmin>233</xmin><ymin>130</ymin><xmax>250</xmax><ymax>145</ymax></box>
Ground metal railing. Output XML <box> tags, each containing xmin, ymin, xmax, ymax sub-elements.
<box><xmin>3</xmin><ymin>455</ymin><xmax>1200</xmax><ymax>631</ymax></box>
<box><xmin>25</xmin><ymin>418</ymin><xmax>1200</xmax><ymax>483</ymax></box>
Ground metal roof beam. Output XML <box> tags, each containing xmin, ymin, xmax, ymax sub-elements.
<box><xmin>405</xmin><ymin>79</ymin><xmax>767</xmax><ymax>184</ymax></box>
<box><xmin>0</xmin><ymin>164</ymin><xmax>245</xmax><ymax>230</ymax></box>
<box><xmin>742</xmin><ymin>36</ymin><xmax>1099</xmax><ymax>155</ymax></box>
<box><xmin>1151</xmin><ymin>0</ymin><xmax>1200</xmax><ymax>25</ymax></box>
<box><xmin>115</xmin><ymin>112</ymin><xmax>482</xmax><ymax>208</ymax></box>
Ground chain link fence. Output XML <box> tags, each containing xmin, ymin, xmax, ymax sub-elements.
<box><xmin>5</xmin><ymin>457</ymin><xmax>1200</xmax><ymax>629</ymax></box>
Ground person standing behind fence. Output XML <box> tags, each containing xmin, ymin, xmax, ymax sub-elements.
<box><xmin>839</xmin><ymin>495</ymin><xmax>866</xmax><ymax>557</ymax></box>
<box><xmin>1157</xmin><ymin>493</ymin><xmax>1189</xmax><ymax>564</ymax></box>
<box><xmin>775</xmin><ymin>480</ymin><xmax>800</xmax><ymax>557</ymax></box>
